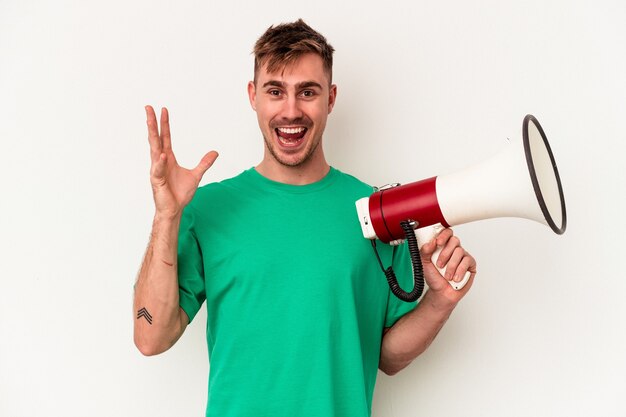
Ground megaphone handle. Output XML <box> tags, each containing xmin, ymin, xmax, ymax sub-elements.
<box><xmin>415</xmin><ymin>224</ymin><xmax>471</xmax><ymax>291</ymax></box>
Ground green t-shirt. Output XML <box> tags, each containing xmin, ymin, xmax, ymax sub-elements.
<box><xmin>177</xmin><ymin>167</ymin><xmax>417</xmax><ymax>417</ymax></box>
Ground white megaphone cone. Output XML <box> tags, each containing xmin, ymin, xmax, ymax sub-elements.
<box><xmin>437</xmin><ymin>115</ymin><xmax>566</xmax><ymax>234</ymax></box>
<box><xmin>356</xmin><ymin>115</ymin><xmax>566</xmax><ymax>300</ymax></box>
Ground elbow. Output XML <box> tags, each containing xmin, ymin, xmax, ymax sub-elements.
<box><xmin>379</xmin><ymin>343</ymin><xmax>415</xmax><ymax>376</ymax></box>
<box><xmin>135</xmin><ymin>342</ymin><xmax>162</xmax><ymax>357</ymax></box>
<box><xmin>134</xmin><ymin>334</ymin><xmax>168</xmax><ymax>357</ymax></box>
<box><xmin>380</xmin><ymin>366</ymin><xmax>399</xmax><ymax>376</ymax></box>
<box><xmin>133</xmin><ymin>311</ymin><xmax>185</xmax><ymax>356</ymax></box>
<box><xmin>379</xmin><ymin>359</ymin><xmax>411</xmax><ymax>376</ymax></box>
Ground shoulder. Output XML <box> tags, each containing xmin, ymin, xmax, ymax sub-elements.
<box><xmin>331</xmin><ymin>167</ymin><xmax>374</xmax><ymax>196</ymax></box>
<box><xmin>187</xmin><ymin>169</ymin><xmax>252</xmax><ymax>211</ymax></box>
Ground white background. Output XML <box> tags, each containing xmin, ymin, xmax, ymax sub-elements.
<box><xmin>1</xmin><ymin>1</ymin><xmax>625</xmax><ymax>416</ymax></box>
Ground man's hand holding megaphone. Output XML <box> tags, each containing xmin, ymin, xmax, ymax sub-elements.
<box><xmin>419</xmin><ymin>227</ymin><xmax>477</xmax><ymax>303</ymax></box>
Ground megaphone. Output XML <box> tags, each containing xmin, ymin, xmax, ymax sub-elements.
<box><xmin>356</xmin><ymin>115</ymin><xmax>567</xmax><ymax>301</ymax></box>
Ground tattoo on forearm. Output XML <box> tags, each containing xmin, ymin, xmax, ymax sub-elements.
<box><xmin>137</xmin><ymin>307</ymin><xmax>153</xmax><ymax>325</ymax></box>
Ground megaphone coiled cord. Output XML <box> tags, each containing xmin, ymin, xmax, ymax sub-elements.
<box><xmin>371</xmin><ymin>220</ymin><xmax>424</xmax><ymax>302</ymax></box>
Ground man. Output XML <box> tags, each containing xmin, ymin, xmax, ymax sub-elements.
<box><xmin>134</xmin><ymin>19</ymin><xmax>476</xmax><ymax>417</ymax></box>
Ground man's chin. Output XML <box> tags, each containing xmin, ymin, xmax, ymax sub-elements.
<box><xmin>274</xmin><ymin>154</ymin><xmax>309</xmax><ymax>168</ymax></box>
<box><xmin>268</xmin><ymin>146</ymin><xmax>313</xmax><ymax>168</ymax></box>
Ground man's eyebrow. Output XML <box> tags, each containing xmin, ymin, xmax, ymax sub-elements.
<box><xmin>261</xmin><ymin>80</ymin><xmax>323</xmax><ymax>89</ymax></box>
<box><xmin>296</xmin><ymin>81</ymin><xmax>323</xmax><ymax>90</ymax></box>
<box><xmin>262</xmin><ymin>80</ymin><xmax>285</xmax><ymax>89</ymax></box>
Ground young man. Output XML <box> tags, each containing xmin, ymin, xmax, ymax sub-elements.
<box><xmin>134</xmin><ymin>19</ymin><xmax>476</xmax><ymax>417</ymax></box>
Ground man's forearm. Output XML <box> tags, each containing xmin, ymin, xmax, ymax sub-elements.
<box><xmin>379</xmin><ymin>291</ymin><xmax>457</xmax><ymax>375</ymax></box>
<box><xmin>133</xmin><ymin>213</ymin><xmax>187</xmax><ymax>356</ymax></box>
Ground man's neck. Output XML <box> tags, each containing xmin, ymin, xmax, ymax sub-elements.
<box><xmin>255</xmin><ymin>152</ymin><xmax>330</xmax><ymax>185</ymax></box>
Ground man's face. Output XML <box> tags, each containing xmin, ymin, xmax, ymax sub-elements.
<box><xmin>248</xmin><ymin>53</ymin><xmax>337</xmax><ymax>168</ymax></box>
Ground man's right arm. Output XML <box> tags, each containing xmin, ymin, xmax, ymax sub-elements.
<box><xmin>133</xmin><ymin>212</ymin><xmax>188</xmax><ymax>356</ymax></box>
<box><xmin>133</xmin><ymin>105</ymin><xmax>218</xmax><ymax>356</ymax></box>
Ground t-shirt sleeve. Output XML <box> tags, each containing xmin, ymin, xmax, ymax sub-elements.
<box><xmin>177</xmin><ymin>205</ymin><xmax>206</xmax><ymax>323</ymax></box>
<box><xmin>383</xmin><ymin>242</ymin><xmax>419</xmax><ymax>328</ymax></box>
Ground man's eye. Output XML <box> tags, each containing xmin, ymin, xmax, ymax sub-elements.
<box><xmin>269</xmin><ymin>90</ymin><xmax>281</xmax><ymax>96</ymax></box>
<box><xmin>302</xmin><ymin>90</ymin><xmax>315</xmax><ymax>97</ymax></box>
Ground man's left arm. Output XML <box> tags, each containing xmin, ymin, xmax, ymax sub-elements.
<box><xmin>379</xmin><ymin>228</ymin><xmax>477</xmax><ymax>375</ymax></box>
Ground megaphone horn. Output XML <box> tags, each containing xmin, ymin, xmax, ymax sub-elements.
<box><xmin>356</xmin><ymin>115</ymin><xmax>567</xmax><ymax>300</ymax></box>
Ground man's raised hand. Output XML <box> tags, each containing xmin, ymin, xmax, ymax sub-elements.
<box><xmin>146</xmin><ymin>105</ymin><xmax>218</xmax><ymax>217</ymax></box>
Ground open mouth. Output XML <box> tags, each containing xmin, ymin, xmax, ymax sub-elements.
<box><xmin>275</xmin><ymin>127</ymin><xmax>308</xmax><ymax>147</ymax></box>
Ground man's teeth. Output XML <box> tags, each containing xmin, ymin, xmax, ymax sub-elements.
<box><xmin>277</xmin><ymin>127</ymin><xmax>306</xmax><ymax>134</ymax></box>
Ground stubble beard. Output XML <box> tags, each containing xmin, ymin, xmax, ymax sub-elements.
<box><xmin>263</xmin><ymin>124</ymin><xmax>322</xmax><ymax>168</ymax></box>
<box><xmin>263</xmin><ymin>131</ymin><xmax>322</xmax><ymax>168</ymax></box>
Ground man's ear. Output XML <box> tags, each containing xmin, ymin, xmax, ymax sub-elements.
<box><xmin>247</xmin><ymin>81</ymin><xmax>257</xmax><ymax>111</ymax></box>
<box><xmin>328</xmin><ymin>84</ymin><xmax>337</xmax><ymax>114</ymax></box>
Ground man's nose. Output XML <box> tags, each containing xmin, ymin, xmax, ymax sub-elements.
<box><xmin>280</xmin><ymin>95</ymin><xmax>303</xmax><ymax>120</ymax></box>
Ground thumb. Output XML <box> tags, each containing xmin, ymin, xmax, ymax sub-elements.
<box><xmin>419</xmin><ymin>238</ymin><xmax>438</xmax><ymax>265</ymax></box>
<box><xmin>193</xmin><ymin>150</ymin><xmax>219</xmax><ymax>180</ymax></box>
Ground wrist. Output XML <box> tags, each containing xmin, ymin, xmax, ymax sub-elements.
<box><xmin>153</xmin><ymin>210</ymin><xmax>182</xmax><ymax>224</ymax></box>
<box><xmin>423</xmin><ymin>289</ymin><xmax>458</xmax><ymax>314</ymax></box>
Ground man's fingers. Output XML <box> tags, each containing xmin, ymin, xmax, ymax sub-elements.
<box><xmin>444</xmin><ymin>247</ymin><xmax>466</xmax><ymax>281</ymax></box>
<box><xmin>437</xmin><ymin>235</ymin><xmax>460</xmax><ymax>269</ymax></box>
<box><xmin>145</xmin><ymin>105</ymin><xmax>162</xmax><ymax>160</ymax></box>
<box><xmin>454</xmin><ymin>255</ymin><xmax>477</xmax><ymax>282</ymax></box>
<box><xmin>160</xmin><ymin>107</ymin><xmax>172</xmax><ymax>151</ymax></box>
<box><xmin>193</xmin><ymin>151</ymin><xmax>219</xmax><ymax>180</ymax></box>
<box><xmin>435</xmin><ymin>228</ymin><xmax>454</xmax><ymax>247</ymax></box>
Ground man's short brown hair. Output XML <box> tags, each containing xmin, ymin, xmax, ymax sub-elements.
<box><xmin>253</xmin><ymin>19</ymin><xmax>335</xmax><ymax>84</ymax></box>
